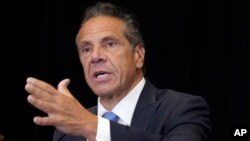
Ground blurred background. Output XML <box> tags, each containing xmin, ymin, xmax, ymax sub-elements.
<box><xmin>1</xmin><ymin>0</ymin><xmax>249</xmax><ymax>141</ymax></box>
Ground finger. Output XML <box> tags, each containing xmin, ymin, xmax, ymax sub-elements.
<box><xmin>25</xmin><ymin>83</ymin><xmax>52</xmax><ymax>101</ymax></box>
<box><xmin>57</xmin><ymin>78</ymin><xmax>73</xmax><ymax>97</ymax></box>
<box><xmin>27</xmin><ymin>95</ymin><xmax>53</xmax><ymax>113</ymax></box>
<box><xmin>33</xmin><ymin>116</ymin><xmax>54</xmax><ymax>126</ymax></box>
<box><xmin>26</xmin><ymin>77</ymin><xmax>58</xmax><ymax>95</ymax></box>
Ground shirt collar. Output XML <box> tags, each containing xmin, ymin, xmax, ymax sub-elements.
<box><xmin>98</xmin><ymin>77</ymin><xmax>146</xmax><ymax>126</ymax></box>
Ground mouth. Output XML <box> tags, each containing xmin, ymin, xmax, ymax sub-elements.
<box><xmin>93</xmin><ymin>70</ymin><xmax>111</xmax><ymax>80</ymax></box>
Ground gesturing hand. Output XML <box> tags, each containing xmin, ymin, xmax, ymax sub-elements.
<box><xmin>25</xmin><ymin>77</ymin><xmax>97</xmax><ymax>140</ymax></box>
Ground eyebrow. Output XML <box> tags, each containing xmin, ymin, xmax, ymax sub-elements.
<box><xmin>77</xmin><ymin>34</ymin><xmax>122</xmax><ymax>48</ymax></box>
<box><xmin>101</xmin><ymin>35</ymin><xmax>121</xmax><ymax>44</ymax></box>
<box><xmin>77</xmin><ymin>40</ymin><xmax>92</xmax><ymax>50</ymax></box>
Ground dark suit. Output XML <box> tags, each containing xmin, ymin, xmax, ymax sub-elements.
<box><xmin>53</xmin><ymin>80</ymin><xmax>211</xmax><ymax>141</ymax></box>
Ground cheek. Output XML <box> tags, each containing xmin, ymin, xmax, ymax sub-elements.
<box><xmin>117</xmin><ymin>55</ymin><xmax>136</xmax><ymax>73</ymax></box>
<box><xmin>80</xmin><ymin>58</ymin><xmax>89</xmax><ymax>75</ymax></box>
<box><xmin>112</xmin><ymin>54</ymin><xmax>130</xmax><ymax>67</ymax></box>
<box><xmin>79</xmin><ymin>56</ymin><xmax>88</xmax><ymax>67</ymax></box>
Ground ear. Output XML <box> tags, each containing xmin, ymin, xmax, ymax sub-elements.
<box><xmin>134</xmin><ymin>44</ymin><xmax>145</xmax><ymax>69</ymax></box>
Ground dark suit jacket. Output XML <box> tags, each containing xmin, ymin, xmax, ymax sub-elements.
<box><xmin>53</xmin><ymin>81</ymin><xmax>211</xmax><ymax>141</ymax></box>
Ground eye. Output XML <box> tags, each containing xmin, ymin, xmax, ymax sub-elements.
<box><xmin>106</xmin><ymin>40</ymin><xmax>115</xmax><ymax>48</ymax></box>
<box><xmin>80</xmin><ymin>45</ymin><xmax>92</xmax><ymax>54</ymax></box>
<box><xmin>83</xmin><ymin>47</ymin><xmax>90</xmax><ymax>53</ymax></box>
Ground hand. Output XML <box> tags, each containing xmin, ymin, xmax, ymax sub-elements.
<box><xmin>25</xmin><ymin>77</ymin><xmax>97</xmax><ymax>140</ymax></box>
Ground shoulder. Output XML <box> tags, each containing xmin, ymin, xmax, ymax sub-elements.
<box><xmin>158</xmin><ymin>88</ymin><xmax>205</xmax><ymax>101</ymax></box>
<box><xmin>156</xmin><ymin>88</ymin><xmax>209</xmax><ymax>109</ymax></box>
<box><xmin>143</xmin><ymin>79</ymin><xmax>210</xmax><ymax>113</ymax></box>
<box><xmin>143</xmin><ymin>80</ymin><xmax>209</xmax><ymax>107</ymax></box>
<box><xmin>154</xmin><ymin>88</ymin><xmax>210</xmax><ymax>123</ymax></box>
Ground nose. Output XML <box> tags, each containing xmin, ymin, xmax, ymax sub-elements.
<box><xmin>91</xmin><ymin>46</ymin><xmax>106</xmax><ymax>64</ymax></box>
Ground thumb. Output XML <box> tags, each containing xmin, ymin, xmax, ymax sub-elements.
<box><xmin>57</xmin><ymin>78</ymin><xmax>72</xmax><ymax>97</ymax></box>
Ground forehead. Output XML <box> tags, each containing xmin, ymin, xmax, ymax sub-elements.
<box><xmin>77</xmin><ymin>16</ymin><xmax>126</xmax><ymax>42</ymax></box>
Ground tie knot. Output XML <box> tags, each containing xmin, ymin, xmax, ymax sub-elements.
<box><xmin>102</xmin><ymin>112</ymin><xmax>120</xmax><ymax>122</ymax></box>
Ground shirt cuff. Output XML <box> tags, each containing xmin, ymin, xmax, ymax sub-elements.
<box><xmin>96</xmin><ymin>116</ymin><xmax>111</xmax><ymax>141</ymax></box>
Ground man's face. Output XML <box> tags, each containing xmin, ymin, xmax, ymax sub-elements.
<box><xmin>76</xmin><ymin>16</ymin><xmax>144</xmax><ymax>98</ymax></box>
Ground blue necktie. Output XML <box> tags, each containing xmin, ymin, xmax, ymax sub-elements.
<box><xmin>102</xmin><ymin>112</ymin><xmax>120</xmax><ymax>122</ymax></box>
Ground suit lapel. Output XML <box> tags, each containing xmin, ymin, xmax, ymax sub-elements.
<box><xmin>130</xmin><ymin>80</ymin><xmax>160</xmax><ymax>130</ymax></box>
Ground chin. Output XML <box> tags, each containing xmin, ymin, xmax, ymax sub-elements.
<box><xmin>94</xmin><ymin>89</ymin><xmax>114</xmax><ymax>97</ymax></box>
<box><xmin>91</xmin><ymin>83</ymin><xmax>115</xmax><ymax>94</ymax></box>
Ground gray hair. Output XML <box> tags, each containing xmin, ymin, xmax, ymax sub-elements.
<box><xmin>77</xmin><ymin>2</ymin><xmax>144</xmax><ymax>48</ymax></box>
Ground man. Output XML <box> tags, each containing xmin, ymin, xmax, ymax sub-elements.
<box><xmin>25</xmin><ymin>2</ymin><xmax>211</xmax><ymax>141</ymax></box>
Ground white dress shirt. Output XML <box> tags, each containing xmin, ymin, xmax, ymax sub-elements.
<box><xmin>95</xmin><ymin>77</ymin><xmax>146</xmax><ymax>141</ymax></box>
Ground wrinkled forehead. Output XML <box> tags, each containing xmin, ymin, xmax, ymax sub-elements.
<box><xmin>76</xmin><ymin>16</ymin><xmax>127</xmax><ymax>44</ymax></box>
